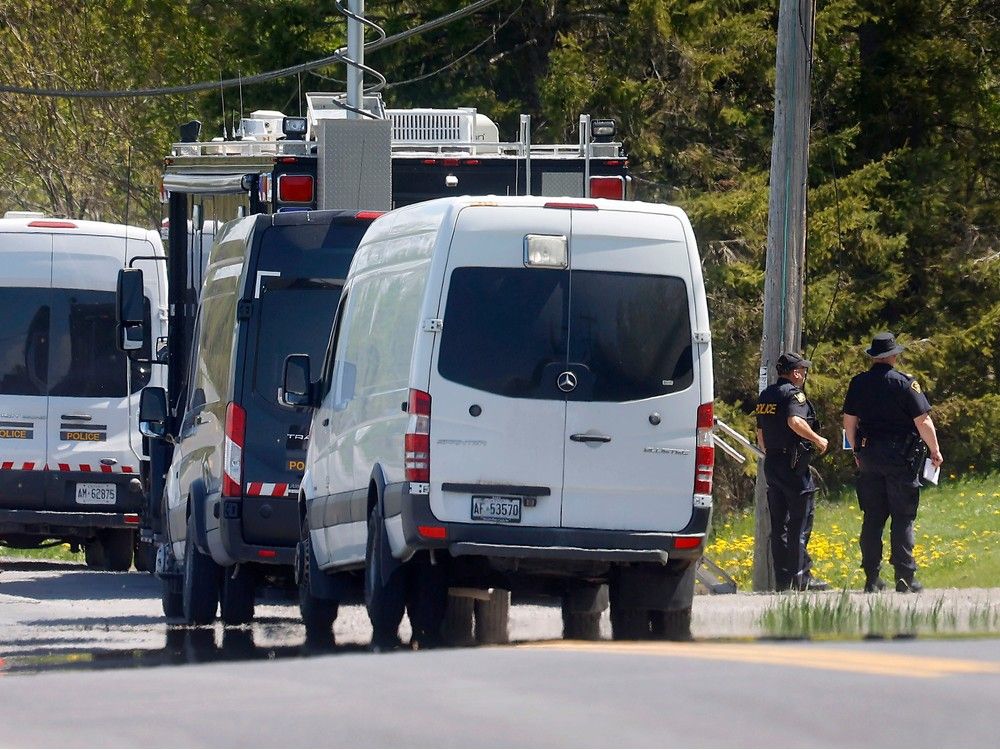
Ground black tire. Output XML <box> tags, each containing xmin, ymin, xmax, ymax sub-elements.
<box><xmin>134</xmin><ymin>539</ymin><xmax>155</xmax><ymax>573</ymax></box>
<box><xmin>220</xmin><ymin>565</ymin><xmax>256</xmax><ymax>625</ymax></box>
<box><xmin>162</xmin><ymin>575</ymin><xmax>184</xmax><ymax>619</ymax></box>
<box><xmin>83</xmin><ymin>538</ymin><xmax>105</xmax><ymax>569</ymax></box>
<box><xmin>405</xmin><ymin>552</ymin><xmax>448</xmax><ymax>648</ymax></box>
<box><xmin>440</xmin><ymin>595</ymin><xmax>475</xmax><ymax>647</ymax></box>
<box><xmin>299</xmin><ymin>523</ymin><xmax>338</xmax><ymax>646</ymax></box>
<box><xmin>650</xmin><ymin>607</ymin><xmax>692</xmax><ymax>641</ymax></box>
<box><xmin>474</xmin><ymin>589</ymin><xmax>510</xmax><ymax>645</ymax></box>
<box><xmin>364</xmin><ymin>506</ymin><xmax>406</xmax><ymax>649</ymax></box>
<box><xmin>101</xmin><ymin>529</ymin><xmax>134</xmax><ymax>572</ymax></box>
<box><xmin>182</xmin><ymin>514</ymin><xmax>220</xmax><ymax>625</ymax></box>
<box><xmin>610</xmin><ymin>605</ymin><xmax>650</xmax><ymax>640</ymax></box>
<box><xmin>562</xmin><ymin>605</ymin><xmax>602</xmax><ymax>640</ymax></box>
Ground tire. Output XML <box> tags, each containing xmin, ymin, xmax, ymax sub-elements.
<box><xmin>220</xmin><ymin>565</ymin><xmax>256</xmax><ymax>625</ymax></box>
<box><xmin>134</xmin><ymin>539</ymin><xmax>155</xmax><ymax>573</ymax></box>
<box><xmin>610</xmin><ymin>605</ymin><xmax>650</xmax><ymax>640</ymax></box>
<box><xmin>182</xmin><ymin>514</ymin><xmax>220</xmax><ymax>625</ymax></box>
<box><xmin>650</xmin><ymin>607</ymin><xmax>692</xmax><ymax>641</ymax></box>
<box><xmin>299</xmin><ymin>523</ymin><xmax>338</xmax><ymax>646</ymax></box>
<box><xmin>364</xmin><ymin>505</ymin><xmax>406</xmax><ymax>649</ymax></box>
<box><xmin>101</xmin><ymin>529</ymin><xmax>134</xmax><ymax>572</ymax></box>
<box><xmin>474</xmin><ymin>589</ymin><xmax>510</xmax><ymax>645</ymax></box>
<box><xmin>405</xmin><ymin>552</ymin><xmax>448</xmax><ymax>648</ymax></box>
<box><xmin>440</xmin><ymin>595</ymin><xmax>475</xmax><ymax>647</ymax></box>
<box><xmin>562</xmin><ymin>605</ymin><xmax>602</xmax><ymax>640</ymax></box>
<box><xmin>162</xmin><ymin>576</ymin><xmax>184</xmax><ymax>619</ymax></box>
<box><xmin>84</xmin><ymin>538</ymin><xmax>106</xmax><ymax>569</ymax></box>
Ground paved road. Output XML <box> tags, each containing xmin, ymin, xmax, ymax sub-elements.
<box><xmin>3</xmin><ymin>559</ymin><xmax>1000</xmax><ymax>746</ymax></box>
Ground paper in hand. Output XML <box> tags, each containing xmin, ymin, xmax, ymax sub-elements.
<box><xmin>922</xmin><ymin>458</ymin><xmax>940</xmax><ymax>485</ymax></box>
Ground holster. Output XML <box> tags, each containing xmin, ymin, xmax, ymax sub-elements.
<box><xmin>790</xmin><ymin>440</ymin><xmax>814</xmax><ymax>470</ymax></box>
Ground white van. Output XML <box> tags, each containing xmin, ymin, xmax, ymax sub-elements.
<box><xmin>283</xmin><ymin>196</ymin><xmax>714</xmax><ymax>645</ymax></box>
<box><xmin>0</xmin><ymin>213</ymin><xmax>167</xmax><ymax>570</ymax></box>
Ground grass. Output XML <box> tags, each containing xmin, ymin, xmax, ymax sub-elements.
<box><xmin>707</xmin><ymin>473</ymin><xmax>1000</xmax><ymax>591</ymax></box>
<box><xmin>1</xmin><ymin>543</ymin><xmax>82</xmax><ymax>562</ymax></box>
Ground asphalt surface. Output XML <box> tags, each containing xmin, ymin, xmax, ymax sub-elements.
<box><xmin>2</xmin><ymin>559</ymin><xmax>1000</xmax><ymax>747</ymax></box>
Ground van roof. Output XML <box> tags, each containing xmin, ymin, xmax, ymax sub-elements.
<box><xmin>0</xmin><ymin>215</ymin><xmax>158</xmax><ymax>241</ymax></box>
<box><xmin>387</xmin><ymin>194</ymin><xmax>690</xmax><ymax>217</ymax></box>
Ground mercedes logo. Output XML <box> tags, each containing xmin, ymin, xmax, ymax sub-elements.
<box><xmin>557</xmin><ymin>371</ymin><xmax>578</xmax><ymax>393</ymax></box>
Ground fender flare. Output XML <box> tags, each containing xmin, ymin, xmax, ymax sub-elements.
<box><xmin>367</xmin><ymin>464</ymin><xmax>400</xmax><ymax>583</ymax></box>
<box><xmin>369</xmin><ymin>464</ymin><xmax>388</xmax><ymax>518</ymax></box>
<box><xmin>188</xmin><ymin>479</ymin><xmax>210</xmax><ymax>554</ymax></box>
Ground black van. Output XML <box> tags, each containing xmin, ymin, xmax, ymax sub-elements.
<box><xmin>139</xmin><ymin>209</ymin><xmax>378</xmax><ymax>624</ymax></box>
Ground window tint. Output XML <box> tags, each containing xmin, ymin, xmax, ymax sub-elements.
<box><xmin>568</xmin><ymin>272</ymin><xmax>693</xmax><ymax>401</ymax></box>
<box><xmin>0</xmin><ymin>288</ymin><xmax>50</xmax><ymax>396</ymax></box>
<box><xmin>49</xmin><ymin>291</ymin><xmax>128</xmax><ymax>398</ymax></box>
<box><xmin>438</xmin><ymin>267</ymin><xmax>568</xmax><ymax>399</ymax></box>
<box><xmin>437</xmin><ymin>268</ymin><xmax>693</xmax><ymax>402</ymax></box>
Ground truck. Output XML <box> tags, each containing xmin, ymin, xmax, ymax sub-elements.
<box><xmin>119</xmin><ymin>92</ymin><xmax>631</xmax><ymax>618</ymax></box>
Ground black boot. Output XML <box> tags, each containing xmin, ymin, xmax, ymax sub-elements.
<box><xmin>863</xmin><ymin>572</ymin><xmax>886</xmax><ymax>593</ymax></box>
<box><xmin>895</xmin><ymin>569</ymin><xmax>924</xmax><ymax>593</ymax></box>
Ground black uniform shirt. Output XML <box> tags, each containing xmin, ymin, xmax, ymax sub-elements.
<box><xmin>842</xmin><ymin>363</ymin><xmax>931</xmax><ymax>439</ymax></box>
<box><xmin>755</xmin><ymin>377</ymin><xmax>812</xmax><ymax>452</ymax></box>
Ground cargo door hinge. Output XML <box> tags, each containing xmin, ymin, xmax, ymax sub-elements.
<box><xmin>422</xmin><ymin>318</ymin><xmax>443</xmax><ymax>333</ymax></box>
<box><xmin>693</xmin><ymin>330</ymin><xmax>711</xmax><ymax>344</ymax></box>
<box><xmin>237</xmin><ymin>300</ymin><xmax>253</xmax><ymax>320</ymax></box>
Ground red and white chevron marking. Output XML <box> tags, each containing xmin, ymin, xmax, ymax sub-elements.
<box><xmin>245</xmin><ymin>482</ymin><xmax>297</xmax><ymax>497</ymax></box>
<box><xmin>0</xmin><ymin>461</ymin><xmax>136</xmax><ymax>473</ymax></box>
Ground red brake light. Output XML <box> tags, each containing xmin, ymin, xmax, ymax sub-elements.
<box><xmin>463</xmin><ymin>159</ymin><xmax>480</xmax><ymax>166</ymax></box>
<box><xmin>694</xmin><ymin>402</ymin><xmax>714</xmax><ymax>495</ymax></box>
<box><xmin>277</xmin><ymin>174</ymin><xmax>314</xmax><ymax>203</ymax></box>
<box><xmin>223</xmin><ymin>402</ymin><xmax>246</xmax><ymax>496</ymax></box>
<box><xmin>354</xmin><ymin>211</ymin><xmax>384</xmax><ymax>221</ymax></box>
<box><xmin>28</xmin><ymin>220</ymin><xmax>77</xmax><ymax>229</ymax></box>
<box><xmin>278</xmin><ymin>156</ymin><xmax>299</xmax><ymax>164</ymax></box>
<box><xmin>418</xmin><ymin>525</ymin><xmax>447</xmax><ymax>540</ymax></box>
<box><xmin>675</xmin><ymin>536</ymin><xmax>702</xmax><ymax>550</ymax></box>
<box><xmin>589</xmin><ymin>176</ymin><xmax>625</xmax><ymax>200</ymax></box>
<box><xmin>442</xmin><ymin>159</ymin><xmax>460</xmax><ymax>166</ymax></box>
<box><xmin>124</xmin><ymin>514</ymin><xmax>141</xmax><ymax>525</ymax></box>
<box><xmin>404</xmin><ymin>389</ymin><xmax>431</xmax><ymax>482</ymax></box>
<box><xmin>543</xmin><ymin>202</ymin><xmax>598</xmax><ymax>210</ymax></box>
<box><xmin>257</xmin><ymin>549</ymin><xmax>277</xmax><ymax>559</ymax></box>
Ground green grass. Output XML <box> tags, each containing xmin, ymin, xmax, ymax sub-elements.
<box><xmin>708</xmin><ymin>473</ymin><xmax>1000</xmax><ymax>590</ymax></box>
<box><xmin>1</xmin><ymin>542</ymin><xmax>83</xmax><ymax>562</ymax></box>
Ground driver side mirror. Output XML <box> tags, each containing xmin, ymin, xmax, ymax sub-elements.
<box><xmin>116</xmin><ymin>268</ymin><xmax>148</xmax><ymax>354</ymax></box>
<box><xmin>138</xmin><ymin>386</ymin><xmax>168</xmax><ymax>439</ymax></box>
<box><xmin>279</xmin><ymin>354</ymin><xmax>315</xmax><ymax>408</ymax></box>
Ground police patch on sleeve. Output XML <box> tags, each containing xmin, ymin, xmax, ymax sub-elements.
<box><xmin>794</xmin><ymin>392</ymin><xmax>806</xmax><ymax>404</ymax></box>
<box><xmin>911</xmin><ymin>380</ymin><xmax>922</xmax><ymax>393</ymax></box>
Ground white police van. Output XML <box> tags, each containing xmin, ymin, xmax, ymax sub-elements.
<box><xmin>282</xmin><ymin>196</ymin><xmax>714</xmax><ymax>645</ymax></box>
<box><xmin>0</xmin><ymin>212</ymin><xmax>166</xmax><ymax>570</ymax></box>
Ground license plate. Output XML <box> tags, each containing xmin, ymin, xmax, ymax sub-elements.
<box><xmin>471</xmin><ymin>495</ymin><xmax>522</xmax><ymax>524</ymax></box>
<box><xmin>75</xmin><ymin>483</ymin><xmax>117</xmax><ymax>505</ymax></box>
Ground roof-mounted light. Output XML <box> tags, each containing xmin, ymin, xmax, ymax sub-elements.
<box><xmin>524</xmin><ymin>234</ymin><xmax>568</xmax><ymax>269</ymax></box>
<box><xmin>282</xmin><ymin>116</ymin><xmax>308</xmax><ymax>140</ymax></box>
<box><xmin>591</xmin><ymin>118</ymin><xmax>617</xmax><ymax>143</ymax></box>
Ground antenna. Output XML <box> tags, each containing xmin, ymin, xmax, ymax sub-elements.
<box><xmin>123</xmin><ymin>144</ymin><xmax>131</xmax><ymax>263</ymax></box>
<box><xmin>297</xmin><ymin>72</ymin><xmax>303</xmax><ymax>117</ymax></box>
<box><xmin>238</xmin><ymin>70</ymin><xmax>245</xmax><ymax>137</ymax></box>
<box><xmin>219</xmin><ymin>71</ymin><xmax>227</xmax><ymax>138</ymax></box>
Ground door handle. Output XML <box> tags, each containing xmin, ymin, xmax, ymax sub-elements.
<box><xmin>322</xmin><ymin>418</ymin><xmax>330</xmax><ymax>426</ymax></box>
<box><xmin>194</xmin><ymin>414</ymin><xmax>208</xmax><ymax>425</ymax></box>
<box><xmin>570</xmin><ymin>433</ymin><xmax>611</xmax><ymax>443</ymax></box>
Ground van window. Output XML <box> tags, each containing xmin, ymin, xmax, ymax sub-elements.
<box><xmin>0</xmin><ymin>288</ymin><xmax>50</xmax><ymax>396</ymax></box>
<box><xmin>49</xmin><ymin>291</ymin><xmax>128</xmax><ymax>398</ymax></box>
<box><xmin>438</xmin><ymin>268</ymin><xmax>693</xmax><ymax>402</ymax></box>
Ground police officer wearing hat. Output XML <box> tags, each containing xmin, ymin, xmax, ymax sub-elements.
<box><xmin>755</xmin><ymin>352</ymin><xmax>830</xmax><ymax>591</ymax></box>
<box><xmin>843</xmin><ymin>333</ymin><xmax>943</xmax><ymax>593</ymax></box>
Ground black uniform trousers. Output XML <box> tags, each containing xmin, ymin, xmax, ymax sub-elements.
<box><xmin>763</xmin><ymin>454</ymin><xmax>816</xmax><ymax>588</ymax></box>
<box><xmin>856</xmin><ymin>455</ymin><xmax>920</xmax><ymax>575</ymax></box>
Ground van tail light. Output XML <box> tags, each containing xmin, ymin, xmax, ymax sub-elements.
<box><xmin>404</xmin><ymin>389</ymin><xmax>431</xmax><ymax>483</ymax></box>
<box><xmin>694</xmin><ymin>402</ymin><xmax>714</xmax><ymax>495</ymax></box>
<box><xmin>354</xmin><ymin>211</ymin><xmax>384</xmax><ymax>221</ymax></box>
<box><xmin>277</xmin><ymin>174</ymin><xmax>314</xmax><ymax>203</ymax></box>
<box><xmin>223</xmin><ymin>402</ymin><xmax>246</xmax><ymax>497</ymax></box>
<box><xmin>589</xmin><ymin>176</ymin><xmax>625</xmax><ymax>200</ymax></box>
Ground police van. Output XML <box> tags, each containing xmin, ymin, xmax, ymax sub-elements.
<box><xmin>282</xmin><ymin>196</ymin><xmax>715</xmax><ymax>645</ymax></box>
<box><xmin>137</xmin><ymin>209</ymin><xmax>379</xmax><ymax>625</ymax></box>
<box><xmin>0</xmin><ymin>212</ymin><xmax>167</xmax><ymax>570</ymax></box>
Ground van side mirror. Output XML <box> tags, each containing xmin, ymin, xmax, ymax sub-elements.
<box><xmin>139</xmin><ymin>386</ymin><xmax>168</xmax><ymax>439</ymax></box>
<box><xmin>333</xmin><ymin>361</ymin><xmax>357</xmax><ymax>411</ymax></box>
<box><xmin>117</xmin><ymin>268</ymin><xmax>148</xmax><ymax>354</ymax></box>
<box><xmin>280</xmin><ymin>354</ymin><xmax>314</xmax><ymax>408</ymax></box>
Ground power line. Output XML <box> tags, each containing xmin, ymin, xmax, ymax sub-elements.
<box><xmin>0</xmin><ymin>0</ymin><xmax>506</xmax><ymax>99</ymax></box>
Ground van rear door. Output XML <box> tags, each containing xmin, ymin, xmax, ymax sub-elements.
<box><xmin>561</xmin><ymin>208</ymin><xmax>700</xmax><ymax>531</ymax></box>
<box><xmin>0</xmin><ymin>232</ymin><xmax>52</xmax><ymax>505</ymax></box>
<box><xmin>47</xmin><ymin>234</ymin><xmax>138</xmax><ymax>510</ymax></box>
<box><xmin>238</xmin><ymin>217</ymin><xmax>369</xmax><ymax>546</ymax></box>
<box><xmin>427</xmin><ymin>206</ymin><xmax>571</xmax><ymax>528</ymax></box>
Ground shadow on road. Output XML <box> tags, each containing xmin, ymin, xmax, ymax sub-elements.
<box><xmin>0</xmin><ymin>570</ymin><xmax>160</xmax><ymax>601</ymax></box>
<box><xmin>0</xmin><ymin>559</ymin><xmax>85</xmax><ymax>572</ymax></box>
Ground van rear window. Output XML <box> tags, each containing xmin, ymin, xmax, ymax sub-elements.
<box><xmin>438</xmin><ymin>268</ymin><xmax>693</xmax><ymax>402</ymax></box>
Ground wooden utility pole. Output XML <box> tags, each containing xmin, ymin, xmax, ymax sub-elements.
<box><xmin>752</xmin><ymin>0</ymin><xmax>816</xmax><ymax>591</ymax></box>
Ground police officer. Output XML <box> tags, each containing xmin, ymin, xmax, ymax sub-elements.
<box><xmin>756</xmin><ymin>352</ymin><xmax>830</xmax><ymax>591</ymax></box>
<box><xmin>842</xmin><ymin>332</ymin><xmax>943</xmax><ymax>593</ymax></box>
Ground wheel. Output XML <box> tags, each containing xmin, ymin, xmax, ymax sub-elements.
<box><xmin>364</xmin><ymin>505</ymin><xmax>406</xmax><ymax>649</ymax></box>
<box><xmin>182</xmin><ymin>514</ymin><xmax>220</xmax><ymax>625</ymax></box>
<box><xmin>134</xmin><ymin>539</ymin><xmax>155</xmax><ymax>573</ymax></box>
<box><xmin>405</xmin><ymin>552</ymin><xmax>448</xmax><ymax>648</ymax></box>
<box><xmin>161</xmin><ymin>576</ymin><xmax>184</xmax><ymax>618</ymax></box>
<box><xmin>474</xmin><ymin>589</ymin><xmax>510</xmax><ymax>645</ymax></box>
<box><xmin>440</xmin><ymin>595</ymin><xmax>475</xmax><ymax>647</ymax></box>
<box><xmin>84</xmin><ymin>538</ymin><xmax>106</xmax><ymax>569</ymax></box>
<box><xmin>299</xmin><ymin>522</ymin><xmax>338</xmax><ymax>646</ymax></box>
<box><xmin>101</xmin><ymin>529</ymin><xmax>134</xmax><ymax>572</ymax></box>
<box><xmin>220</xmin><ymin>564</ymin><xmax>256</xmax><ymax>625</ymax></box>
<box><xmin>562</xmin><ymin>605</ymin><xmax>602</xmax><ymax>640</ymax></box>
<box><xmin>650</xmin><ymin>607</ymin><xmax>692</xmax><ymax>641</ymax></box>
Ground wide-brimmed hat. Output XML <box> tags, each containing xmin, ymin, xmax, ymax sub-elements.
<box><xmin>776</xmin><ymin>352</ymin><xmax>811</xmax><ymax>371</ymax></box>
<box><xmin>865</xmin><ymin>332</ymin><xmax>905</xmax><ymax>358</ymax></box>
